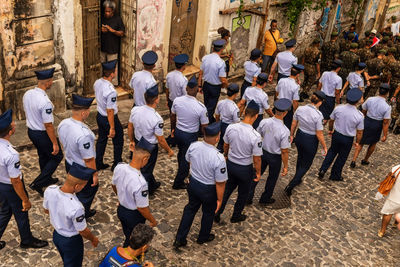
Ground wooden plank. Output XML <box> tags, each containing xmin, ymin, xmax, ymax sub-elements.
<box><xmin>256</xmin><ymin>0</ymin><xmax>270</xmax><ymax>48</ymax></box>
<box><xmin>219</xmin><ymin>3</ymin><xmax>263</xmax><ymax>15</ymax></box>
<box><xmin>14</xmin><ymin>17</ymin><xmax>53</xmax><ymax>46</ymax></box>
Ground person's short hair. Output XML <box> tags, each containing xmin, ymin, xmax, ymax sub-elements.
<box><xmin>271</xmin><ymin>19</ymin><xmax>277</xmax><ymax>25</ymax></box>
<box><xmin>144</xmin><ymin>92</ymin><xmax>158</xmax><ymax>105</ymax></box>
<box><xmin>350</xmin><ymin>23</ymin><xmax>356</xmax><ymax>28</ymax></box>
<box><xmin>217</xmin><ymin>27</ymin><xmax>230</xmax><ymax>38</ymax></box>
<box><xmin>143</xmin><ymin>64</ymin><xmax>155</xmax><ymax>70</ymax></box>
<box><xmin>227</xmin><ymin>90</ymin><xmax>237</xmax><ymax>97</ymax></box>
<box><xmin>256</xmin><ymin>77</ymin><xmax>267</xmax><ymax>85</ymax></box>
<box><xmin>72</xmin><ymin>105</ymin><xmax>89</xmax><ymax>111</ymax></box>
<box><xmin>103</xmin><ymin>0</ymin><xmax>116</xmax><ymax>10</ymax></box>
<box><xmin>175</xmin><ymin>62</ymin><xmax>185</xmax><ymax>69</ymax></box>
<box><xmin>129</xmin><ymin>224</ymin><xmax>155</xmax><ymax>250</ymax></box>
<box><xmin>379</xmin><ymin>86</ymin><xmax>390</xmax><ymax>95</ymax></box>
<box><xmin>310</xmin><ymin>94</ymin><xmax>322</xmax><ymax>104</ymax></box>
<box><xmin>0</xmin><ymin>125</ymin><xmax>12</xmax><ymax>138</ymax></box>
<box><xmin>213</xmin><ymin>46</ymin><xmax>222</xmax><ymax>52</ymax></box>
<box><xmin>291</xmin><ymin>68</ymin><xmax>301</xmax><ymax>76</ymax></box>
<box><xmin>244</xmin><ymin>106</ymin><xmax>258</xmax><ymax>117</ymax></box>
<box><xmin>103</xmin><ymin>69</ymin><xmax>115</xmax><ymax>78</ymax></box>
<box><xmin>347</xmin><ymin>99</ymin><xmax>358</xmax><ymax>105</ymax></box>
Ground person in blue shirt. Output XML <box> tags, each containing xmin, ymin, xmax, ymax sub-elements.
<box><xmin>344</xmin><ymin>24</ymin><xmax>359</xmax><ymax>42</ymax></box>
<box><xmin>100</xmin><ymin>224</ymin><xmax>155</xmax><ymax>267</ymax></box>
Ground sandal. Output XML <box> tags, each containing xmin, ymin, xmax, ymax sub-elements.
<box><xmin>378</xmin><ymin>231</ymin><xmax>384</xmax><ymax>237</ymax></box>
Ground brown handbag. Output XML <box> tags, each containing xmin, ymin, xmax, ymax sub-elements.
<box><xmin>378</xmin><ymin>166</ymin><xmax>400</xmax><ymax>196</ymax></box>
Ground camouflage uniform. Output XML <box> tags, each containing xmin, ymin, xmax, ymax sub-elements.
<box><xmin>302</xmin><ymin>44</ymin><xmax>321</xmax><ymax>95</ymax></box>
<box><xmin>321</xmin><ymin>39</ymin><xmax>339</xmax><ymax>72</ymax></box>
<box><xmin>357</xmin><ymin>46</ymin><xmax>374</xmax><ymax>63</ymax></box>
<box><xmin>386</xmin><ymin>58</ymin><xmax>400</xmax><ymax>127</ymax></box>
<box><xmin>365</xmin><ymin>57</ymin><xmax>388</xmax><ymax>98</ymax></box>
<box><xmin>339</xmin><ymin>50</ymin><xmax>360</xmax><ymax>85</ymax></box>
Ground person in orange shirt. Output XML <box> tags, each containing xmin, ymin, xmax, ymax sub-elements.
<box><xmin>262</xmin><ymin>20</ymin><xmax>283</xmax><ymax>73</ymax></box>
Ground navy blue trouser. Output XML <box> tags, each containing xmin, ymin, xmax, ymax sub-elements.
<box><xmin>176</xmin><ymin>177</ymin><xmax>217</xmax><ymax>243</ymax></box>
<box><xmin>53</xmin><ymin>230</ymin><xmax>83</xmax><ymax>267</ymax></box>
<box><xmin>283</xmin><ymin>107</ymin><xmax>294</xmax><ymax>130</ymax></box>
<box><xmin>248</xmin><ymin>150</ymin><xmax>281</xmax><ymax>202</ymax></box>
<box><xmin>252</xmin><ymin>114</ymin><xmax>263</xmax><ymax>130</ymax></box>
<box><xmin>95</xmin><ymin>113</ymin><xmax>124</xmax><ymax>168</ymax></box>
<box><xmin>28</xmin><ymin>129</ymin><xmax>63</xmax><ymax>188</ymax></box>
<box><xmin>320</xmin><ymin>131</ymin><xmax>354</xmax><ymax>180</ymax></box>
<box><xmin>0</xmin><ymin>182</ymin><xmax>33</xmax><ymax>244</ymax></box>
<box><xmin>173</xmin><ymin>128</ymin><xmax>198</xmax><ymax>187</ymax></box>
<box><xmin>203</xmin><ymin>81</ymin><xmax>222</xmax><ymax>123</ymax></box>
<box><xmin>65</xmin><ymin>162</ymin><xmax>98</xmax><ymax>215</ymax></box>
<box><xmin>319</xmin><ymin>96</ymin><xmax>335</xmax><ymax>120</ymax></box>
<box><xmin>287</xmin><ymin>130</ymin><xmax>319</xmax><ymax>190</ymax></box>
<box><xmin>216</xmin><ymin>160</ymin><xmax>253</xmax><ymax>218</ymax></box>
<box><xmin>217</xmin><ymin>122</ymin><xmax>229</xmax><ymax>152</ymax></box>
<box><xmin>277</xmin><ymin>73</ymin><xmax>289</xmax><ymax>82</ymax></box>
<box><xmin>117</xmin><ymin>205</ymin><xmax>145</xmax><ymax>247</ymax></box>
<box><xmin>240</xmin><ymin>80</ymin><xmax>252</xmax><ymax>98</ymax></box>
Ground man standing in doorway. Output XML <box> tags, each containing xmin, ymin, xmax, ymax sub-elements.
<box><xmin>262</xmin><ymin>19</ymin><xmax>283</xmax><ymax>73</ymax></box>
<box><xmin>101</xmin><ymin>0</ymin><xmax>125</xmax><ymax>86</ymax></box>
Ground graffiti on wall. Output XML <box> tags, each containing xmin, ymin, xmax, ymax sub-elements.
<box><xmin>136</xmin><ymin>0</ymin><xmax>166</xmax><ymax>68</ymax></box>
<box><xmin>231</xmin><ymin>15</ymin><xmax>251</xmax><ymax>72</ymax></box>
<box><xmin>334</xmin><ymin>0</ymin><xmax>342</xmax><ymax>33</ymax></box>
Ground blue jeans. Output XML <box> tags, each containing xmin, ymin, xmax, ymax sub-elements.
<box><xmin>262</xmin><ymin>55</ymin><xmax>273</xmax><ymax>73</ymax></box>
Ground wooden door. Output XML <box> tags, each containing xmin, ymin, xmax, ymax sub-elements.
<box><xmin>168</xmin><ymin>0</ymin><xmax>199</xmax><ymax>71</ymax></box>
<box><xmin>82</xmin><ymin>0</ymin><xmax>101</xmax><ymax>95</ymax></box>
<box><xmin>119</xmin><ymin>0</ymin><xmax>137</xmax><ymax>90</ymax></box>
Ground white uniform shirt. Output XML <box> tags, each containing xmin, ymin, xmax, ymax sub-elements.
<box><xmin>200</xmin><ymin>53</ymin><xmax>226</xmax><ymax>85</ymax></box>
<box><xmin>94</xmin><ymin>78</ymin><xmax>118</xmax><ymax>116</ymax></box>
<box><xmin>276</xmin><ymin>77</ymin><xmax>300</xmax><ymax>101</ymax></box>
<box><xmin>43</xmin><ymin>185</ymin><xmax>87</xmax><ymax>237</ymax></box>
<box><xmin>347</xmin><ymin>72</ymin><xmax>364</xmax><ymax>89</ymax></box>
<box><xmin>319</xmin><ymin>71</ymin><xmax>343</xmax><ymax>97</ymax></box>
<box><xmin>112</xmin><ymin>163</ymin><xmax>149</xmax><ymax>210</ymax></box>
<box><xmin>58</xmin><ymin>118</ymin><xmax>96</xmax><ymax>166</ymax></box>
<box><xmin>294</xmin><ymin>104</ymin><xmax>324</xmax><ymax>135</ymax></box>
<box><xmin>275</xmin><ymin>51</ymin><xmax>298</xmax><ymax>76</ymax></box>
<box><xmin>171</xmin><ymin>95</ymin><xmax>208</xmax><ymax>133</ymax></box>
<box><xmin>224</xmin><ymin>122</ymin><xmax>263</xmax><ymax>166</ymax></box>
<box><xmin>215</xmin><ymin>99</ymin><xmax>240</xmax><ymax>124</ymax></box>
<box><xmin>186</xmin><ymin>141</ymin><xmax>228</xmax><ymax>185</ymax></box>
<box><xmin>166</xmin><ymin>70</ymin><xmax>188</xmax><ymax>102</ymax></box>
<box><xmin>129</xmin><ymin>70</ymin><xmax>157</xmax><ymax>106</ymax></box>
<box><xmin>362</xmin><ymin>96</ymin><xmax>391</xmax><ymax>121</ymax></box>
<box><xmin>0</xmin><ymin>139</ymin><xmax>22</xmax><ymax>184</ymax></box>
<box><xmin>257</xmin><ymin>117</ymin><xmax>291</xmax><ymax>155</ymax></box>
<box><xmin>244</xmin><ymin>61</ymin><xmax>261</xmax><ymax>83</ymax></box>
<box><xmin>242</xmin><ymin>86</ymin><xmax>270</xmax><ymax>114</ymax></box>
<box><xmin>129</xmin><ymin>105</ymin><xmax>163</xmax><ymax>144</ymax></box>
<box><xmin>331</xmin><ymin>104</ymin><xmax>364</xmax><ymax>137</ymax></box>
<box><xmin>23</xmin><ymin>87</ymin><xmax>54</xmax><ymax>131</ymax></box>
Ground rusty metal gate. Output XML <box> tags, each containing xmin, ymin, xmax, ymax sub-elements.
<box><xmin>168</xmin><ymin>0</ymin><xmax>199</xmax><ymax>71</ymax></box>
<box><xmin>119</xmin><ymin>0</ymin><xmax>137</xmax><ymax>90</ymax></box>
<box><xmin>82</xmin><ymin>0</ymin><xmax>101</xmax><ymax>95</ymax></box>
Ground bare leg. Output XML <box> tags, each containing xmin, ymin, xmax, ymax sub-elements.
<box><xmin>363</xmin><ymin>143</ymin><xmax>377</xmax><ymax>162</ymax></box>
<box><xmin>379</xmin><ymin>214</ymin><xmax>393</xmax><ymax>236</ymax></box>
<box><xmin>352</xmin><ymin>144</ymin><xmax>364</xmax><ymax>162</ymax></box>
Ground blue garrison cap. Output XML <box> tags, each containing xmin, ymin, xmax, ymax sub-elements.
<box><xmin>102</xmin><ymin>60</ymin><xmax>117</xmax><ymax>71</ymax></box>
<box><xmin>173</xmin><ymin>54</ymin><xmax>189</xmax><ymax>64</ymax></box>
<box><xmin>358</xmin><ymin>62</ymin><xmax>367</xmax><ymax>69</ymax></box>
<box><xmin>227</xmin><ymin>83</ymin><xmax>239</xmax><ymax>93</ymax></box>
<box><xmin>0</xmin><ymin>109</ymin><xmax>12</xmax><ymax>131</ymax></box>
<box><xmin>274</xmin><ymin>98</ymin><xmax>292</xmax><ymax>112</ymax></box>
<box><xmin>35</xmin><ymin>68</ymin><xmax>55</xmax><ymax>80</ymax></box>
<box><xmin>247</xmin><ymin>100</ymin><xmax>260</xmax><ymax>111</ymax></box>
<box><xmin>142</xmin><ymin>51</ymin><xmax>158</xmax><ymax>65</ymax></box>
<box><xmin>285</xmin><ymin>39</ymin><xmax>297</xmax><ymax>47</ymax></box>
<box><xmin>187</xmin><ymin>76</ymin><xmax>197</xmax><ymax>88</ymax></box>
<box><xmin>251</xmin><ymin>48</ymin><xmax>262</xmax><ymax>58</ymax></box>
<box><xmin>72</xmin><ymin>94</ymin><xmax>94</xmax><ymax>108</ymax></box>
<box><xmin>313</xmin><ymin>90</ymin><xmax>326</xmax><ymax>100</ymax></box>
<box><xmin>213</xmin><ymin>39</ymin><xmax>226</xmax><ymax>48</ymax></box>
<box><xmin>204</xmin><ymin>122</ymin><xmax>221</xmax><ymax>136</ymax></box>
<box><xmin>145</xmin><ymin>84</ymin><xmax>159</xmax><ymax>97</ymax></box>
<box><xmin>333</xmin><ymin>59</ymin><xmax>343</xmax><ymax>67</ymax></box>
<box><xmin>69</xmin><ymin>162</ymin><xmax>95</xmax><ymax>181</ymax></box>
<box><xmin>136</xmin><ymin>137</ymin><xmax>156</xmax><ymax>153</ymax></box>
<box><xmin>292</xmin><ymin>64</ymin><xmax>305</xmax><ymax>71</ymax></box>
<box><xmin>257</xmin><ymin>73</ymin><xmax>269</xmax><ymax>83</ymax></box>
<box><xmin>380</xmin><ymin>83</ymin><xmax>390</xmax><ymax>90</ymax></box>
<box><xmin>346</xmin><ymin>88</ymin><xmax>363</xmax><ymax>102</ymax></box>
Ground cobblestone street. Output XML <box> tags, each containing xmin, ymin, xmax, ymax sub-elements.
<box><xmin>2</xmin><ymin>109</ymin><xmax>400</xmax><ymax>266</ymax></box>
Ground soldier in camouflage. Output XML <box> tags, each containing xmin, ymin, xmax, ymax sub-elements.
<box><xmin>300</xmin><ymin>38</ymin><xmax>321</xmax><ymax>100</ymax></box>
<box><xmin>365</xmin><ymin>50</ymin><xmax>388</xmax><ymax>98</ymax></box>
<box><xmin>390</xmin><ymin>84</ymin><xmax>400</xmax><ymax>134</ymax></box>
<box><xmin>384</xmin><ymin>47</ymin><xmax>397</xmax><ymax>65</ymax></box>
<box><xmin>394</xmin><ymin>36</ymin><xmax>400</xmax><ymax>60</ymax></box>
<box><xmin>321</xmin><ymin>31</ymin><xmax>339</xmax><ymax>73</ymax></box>
<box><xmin>358</xmin><ymin>30</ymin><xmax>371</xmax><ymax>48</ymax></box>
<box><xmin>357</xmin><ymin>39</ymin><xmax>374</xmax><ymax>63</ymax></box>
<box><xmin>339</xmin><ymin>43</ymin><xmax>360</xmax><ymax>85</ymax></box>
<box><xmin>339</xmin><ymin>32</ymin><xmax>355</xmax><ymax>54</ymax></box>
<box><xmin>375</xmin><ymin>36</ymin><xmax>390</xmax><ymax>54</ymax></box>
<box><xmin>385</xmin><ymin>54</ymin><xmax>400</xmax><ymax>131</ymax></box>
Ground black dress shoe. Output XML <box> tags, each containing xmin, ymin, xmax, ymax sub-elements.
<box><xmin>196</xmin><ymin>234</ymin><xmax>215</xmax><ymax>244</ymax></box>
<box><xmin>284</xmin><ymin>186</ymin><xmax>293</xmax><ymax>197</ymax></box>
<box><xmin>96</xmin><ymin>163</ymin><xmax>110</xmax><ymax>171</ymax></box>
<box><xmin>259</xmin><ymin>198</ymin><xmax>275</xmax><ymax>205</ymax></box>
<box><xmin>0</xmin><ymin>241</ymin><xmax>5</xmax><ymax>250</ymax></box>
<box><xmin>29</xmin><ymin>184</ymin><xmax>44</xmax><ymax>196</ymax></box>
<box><xmin>172</xmin><ymin>183</ymin><xmax>187</xmax><ymax>190</ymax></box>
<box><xmin>214</xmin><ymin>214</ymin><xmax>221</xmax><ymax>223</ymax></box>
<box><xmin>20</xmin><ymin>237</ymin><xmax>48</xmax><ymax>249</ymax></box>
<box><xmin>394</xmin><ymin>127</ymin><xmax>400</xmax><ymax>135</ymax></box>
<box><xmin>149</xmin><ymin>182</ymin><xmax>161</xmax><ymax>195</ymax></box>
<box><xmin>318</xmin><ymin>170</ymin><xmax>326</xmax><ymax>180</ymax></box>
<box><xmin>350</xmin><ymin>161</ymin><xmax>356</xmax><ymax>168</ymax></box>
<box><xmin>230</xmin><ymin>214</ymin><xmax>247</xmax><ymax>223</ymax></box>
<box><xmin>85</xmin><ymin>209</ymin><xmax>96</xmax><ymax>219</ymax></box>
<box><xmin>361</xmin><ymin>160</ymin><xmax>370</xmax><ymax>166</ymax></box>
<box><xmin>329</xmin><ymin>177</ymin><xmax>344</xmax><ymax>181</ymax></box>
<box><xmin>173</xmin><ymin>239</ymin><xmax>187</xmax><ymax>249</ymax></box>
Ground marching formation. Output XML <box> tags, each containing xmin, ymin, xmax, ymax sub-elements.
<box><xmin>1</xmin><ymin>19</ymin><xmax>400</xmax><ymax>266</ymax></box>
